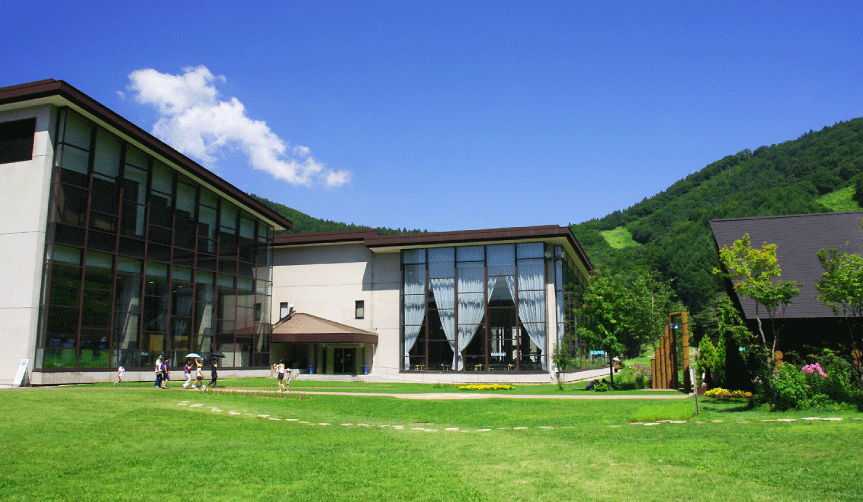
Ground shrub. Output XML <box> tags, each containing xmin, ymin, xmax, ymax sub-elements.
<box><xmin>774</xmin><ymin>363</ymin><xmax>810</xmax><ymax>411</ymax></box>
<box><xmin>594</xmin><ymin>381</ymin><xmax>610</xmax><ymax>392</ymax></box>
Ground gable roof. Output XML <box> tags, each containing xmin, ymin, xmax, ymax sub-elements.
<box><xmin>271</xmin><ymin>313</ymin><xmax>378</xmax><ymax>344</ymax></box>
<box><xmin>710</xmin><ymin>212</ymin><xmax>863</xmax><ymax>319</ymax></box>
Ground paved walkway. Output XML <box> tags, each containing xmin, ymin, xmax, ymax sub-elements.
<box><xmin>208</xmin><ymin>387</ymin><xmax>689</xmax><ymax>400</ymax></box>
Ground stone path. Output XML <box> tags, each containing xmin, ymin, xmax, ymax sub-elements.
<box><xmin>208</xmin><ymin>388</ymin><xmax>690</xmax><ymax>400</ymax></box>
<box><xmin>177</xmin><ymin>399</ymin><xmax>861</xmax><ymax>433</ymax></box>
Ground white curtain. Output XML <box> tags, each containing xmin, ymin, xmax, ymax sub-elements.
<box><xmin>503</xmin><ymin>266</ymin><xmax>547</xmax><ymax>370</ymax></box>
<box><xmin>430</xmin><ymin>278</ymin><xmax>456</xmax><ymax>368</ymax></box>
<box><xmin>519</xmin><ymin>264</ymin><xmax>547</xmax><ymax>370</ymax></box>
<box><xmin>403</xmin><ymin>264</ymin><xmax>426</xmax><ymax>369</ymax></box>
<box><xmin>456</xmin><ymin>266</ymin><xmax>485</xmax><ymax>369</ymax></box>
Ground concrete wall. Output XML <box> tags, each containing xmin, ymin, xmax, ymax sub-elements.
<box><xmin>0</xmin><ymin>106</ymin><xmax>55</xmax><ymax>387</ymax></box>
<box><xmin>272</xmin><ymin>244</ymin><xmax>401</xmax><ymax>375</ymax></box>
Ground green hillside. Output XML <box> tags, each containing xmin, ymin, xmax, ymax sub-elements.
<box><xmin>249</xmin><ymin>194</ymin><xmax>425</xmax><ymax>235</ymax></box>
<box><xmin>571</xmin><ymin>117</ymin><xmax>863</xmax><ymax>315</ymax></box>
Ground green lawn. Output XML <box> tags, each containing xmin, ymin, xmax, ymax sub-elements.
<box><xmin>97</xmin><ymin>378</ymin><xmax>680</xmax><ymax>396</ymax></box>
<box><xmin>1</xmin><ymin>386</ymin><xmax>861</xmax><ymax>501</ymax></box>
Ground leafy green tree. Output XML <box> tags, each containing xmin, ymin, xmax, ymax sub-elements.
<box><xmin>692</xmin><ymin>295</ymin><xmax>751</xmax><ymax>389</ymax></box>
<box><xmin>576</xmin><ymin>270</ymin><xmax>680</xmax><ymax>384</ymax></box>
<box><xmin>713</xmin><ymin>233</ymin><xmax>800</xmax><ymax>396</ymax></box>
<box><xmin>815</xmin><ymin>245</ymin><xmax>863</xmax><ymax>389</ymax></box>
<box><xmin>853</xmin><ymin>173</ymin><xmax>863</xmax><ymax>206</ymax></box>
<box><xmin>696</xmin><ymin>336</ymin><xmax>719</xmax><ymax>388</ymax></box>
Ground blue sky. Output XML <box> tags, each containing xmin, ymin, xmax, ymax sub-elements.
<box><xmin>4</xmin><ymin>1</ymin><xmax>863</xmax><ymax>231</ymax></box>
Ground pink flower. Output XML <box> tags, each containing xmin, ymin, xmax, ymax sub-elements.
<box><xmin>801</xmin><ymin>363</ymin><xmax>828</xmax><ymax>378</ymax></box>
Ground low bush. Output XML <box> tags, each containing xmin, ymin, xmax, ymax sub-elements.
<box><xmin>766</xmin><ymin>350</ymin><xmax>862</xmax><ymax>411</ymax></box>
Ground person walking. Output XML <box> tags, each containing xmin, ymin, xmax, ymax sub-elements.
<box><xmin>116</xmin><ymin>365</ymin><xmax>125</xmax><ymax>386</ymax></box>
<box><xmin>209</xmin><ymin>360</ymin><xmax>218</xmax><ymax>388</ymax></box>
<box><xmin>154</xmin><ymin>355</ymin><xmax>163</xmax><ymax>388</ymax></box>
<box><xmin>182</xmin><ymin>360</ymin><xmax>192</xmax><ymax>388</ymax></box>
<box><xmin>276</xmin><ymin>360</ymin><xmax>286</xmax><ymax>391</ymax></box>
<box><xmin>160</xmin><ymin>360</ymin><xmax>170</xmax><ymax>388</ymax></box>
<box><xmin>194</xmin><ymin>360</ymin><xmax>204</xmax><ymax>390</ymax></box>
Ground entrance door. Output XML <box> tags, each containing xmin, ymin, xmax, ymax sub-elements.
<box><xmin>333</xmin><ymin>348</ymin><xmax>355</xmax><ymax>373</ymax></box>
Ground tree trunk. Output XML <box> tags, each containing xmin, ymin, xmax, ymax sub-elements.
<box><xmin>609</xmin><ymin>356</ymin><xmax>614</xmax><ymax>386</ymax></box>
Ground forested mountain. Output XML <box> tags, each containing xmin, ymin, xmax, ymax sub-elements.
<box><xmin>571</xmin><ymin>117</ymin><xmax>863</xmax><ymax>317</ymax></box>
<box><xmin>249</xmin><ymin>194</ymin><xmax>425</xmax><ymax>235</ymax></box>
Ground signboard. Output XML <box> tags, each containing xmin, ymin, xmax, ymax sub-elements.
<box><xmin>13</xmin><ymin>359</ymin><xmax>29</xmax><ymax>387</ymax></box>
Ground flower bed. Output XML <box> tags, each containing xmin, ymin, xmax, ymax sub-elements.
<box><xmin>704</xmin><ymin>388</ymin><xmax>753</xmax><ymax>399</ymax></box>
<box><xmin>457</xmin><ymin>384</ymin><xmax>515</xmax><ymax>391</ymax></box>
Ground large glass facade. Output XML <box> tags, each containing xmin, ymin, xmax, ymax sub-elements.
<box><xmin>402</xmin><ymin>242</ymin><xmax>563</xmax><ymax>372</ymax></box>
<box><xmin>554</xmin><ymin>245</ymin><xmax>589</xmax><ymax>369</ymax></box>
<box><xmin>37</xmin><ymin>108</ymin><xmax>275</xmax><ymax>370</ymax></box>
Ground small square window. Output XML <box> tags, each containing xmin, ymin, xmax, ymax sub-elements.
<box><xmin>279</xmin><ymin>302</ymin><xmax>289</xmax><ymax>319</ymax></box>
<box><xmin>355</xmin><ymin>300</ymin><xmax>365</xmax><ymax>319</ymax></box>
<box><xmin>0</xmin><ymin>118</ymin><xmax>36</xmax><ymax>164</ymax></box>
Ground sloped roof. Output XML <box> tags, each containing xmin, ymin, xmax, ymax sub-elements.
<box><xmin>710</xmin><ymin>212</ymin><xmax>863</xmax><ymax>319</ymax></box>
<box><xmin>271</xmin><ymin>313</ymin><xmax>378</xmax><ymax>344</ymax></box>
<box><xmin>0</xmin><ymin>79</ymin><xmax>292</xmax><ymax>231</ymax></box>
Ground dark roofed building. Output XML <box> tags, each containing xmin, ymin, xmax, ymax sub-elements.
<box><xmin>710</xmin><ymin>211</ymin><xmax>863</xmax><ymax>351</ymax></box>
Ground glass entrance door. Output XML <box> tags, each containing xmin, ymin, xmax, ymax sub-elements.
<box><xmin>333</xmin><ymin>348</ymin><xmax>355</xmax><ymax>373</ymax></box>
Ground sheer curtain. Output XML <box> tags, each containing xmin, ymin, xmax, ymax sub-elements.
<box><xmin>503</xmin><ymin>266</ymin><xmax>547</xmax><ymax>370</ymax></box>
<box><xmin>430</xmin><ymin>278</ymin><xmax>456</xmax><ymax>367</ymax></box>
<box><xmin>519</xmin><ymin>263</ymin><xmax>547</xmax><ymax>369</ymax></box>
<box><xmin>456</xmin><ymin>266</ymin><xmax>485</xmax><ymax>370</ymax></box>
<box><xmin>403</xmin><ymin>264</ymin><xmax>426</xmax><ymax>369</ymax></box>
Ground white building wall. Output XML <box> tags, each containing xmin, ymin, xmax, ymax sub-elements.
<box><xmin>272</xmin><ymin>244</ymin><xmax>403</xmax><ymax>375</ymax></box>
<box><xmin>0</xmin><ymin>105</ymin><xmax>55</xmax><ymax>387</ymax></box>
<box><xmin>368</xmin><ymin>251</ymin><xmax>400</xmax><ymax>375</ymax></box>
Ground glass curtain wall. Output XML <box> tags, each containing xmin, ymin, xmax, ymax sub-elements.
<box><xmin>37</xmin><ymin>108</ymin><xmax>274</xmax><ymax>370</ymax></box>
<box><xmin>401</xmin><ymin>242</ymin><xmax>549</xmax><ymax>372</ymax></box>
<box><xmin>552</xmin><ymin>245</ymin><xmax>590</xmax><ymax>368</ymax></box>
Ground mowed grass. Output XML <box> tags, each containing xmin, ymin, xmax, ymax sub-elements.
<box><xmin>1</xmin><ymin>387</ymin><xmax>861</xmax><ymax>501</ymax></box>
<box><xmin>817</xmin><ymin>186</ymin><xmax>861</xmax><ymax>212</ymax></box>
<box><xmin>91</xmin><ymin>378</ymin><xmax>681</xmax><ymax>396</ymax></box>
<box><xmin>599</xmin><ymin>226</ymin><xmax>641</xmax><ymax>249</ymax></box>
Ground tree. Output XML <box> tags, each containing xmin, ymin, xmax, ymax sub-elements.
<box><xmin>576</xmin><ymin>270</ymin><xmax>680</xmax><ymax>384</ymax></box>
<box><xmin>713</xmin><ymin>233</ymin><xmax>800</xmax><ymax>395</ymax></box>
<box><xmin>815</xmin><ymin>246</ymin><xmax>863</xmax><ymax>390</ymax></box>
<box><xmin>853</xmin><ymin>173</ymin><xmax>863</xmax><ymax>207</ymax></box>
<box><xmin>696</xmin><ymin>336</ymin><xmax>719</xmax><ymax>388</ymax></box>
<box><xmin>628</xmin><ymin>271</ymin><xmax>682</xmax><ymax>352</ymax></box>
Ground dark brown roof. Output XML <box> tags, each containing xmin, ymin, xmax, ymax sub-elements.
<box><xmin>0</xmin><ymin>79</ymin><xmax>292</xmax><ymax>231</ymax></box>
<box><xmin>273</xmin><ymin>229</ymin><xmax>378</xmax><ymax>246</ymax></box>
<box><xmin>273</xmin><ymin>225</ymin><xmax>593</xmax><ymax>272</ymax></box>
<box><xmin>710</xmin><ymin>212</ymin><xmax>863</xmax><ymax>319</ymax></box>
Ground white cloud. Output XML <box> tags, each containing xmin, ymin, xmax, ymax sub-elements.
<box><xmin>126</xmin><ymin>66</ymin><xmax>351</xmax><ymax>188</ymax></box>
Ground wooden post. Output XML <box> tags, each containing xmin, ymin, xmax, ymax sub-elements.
<box><xmin>680</xmin><ymin>311</ymin><xmax>690</xmax><ymax>391</ymax></box>
<box><xmin>651</xmin><ymin>358</ymin><xmax>657</xmax><ymax>389</ymax></box>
